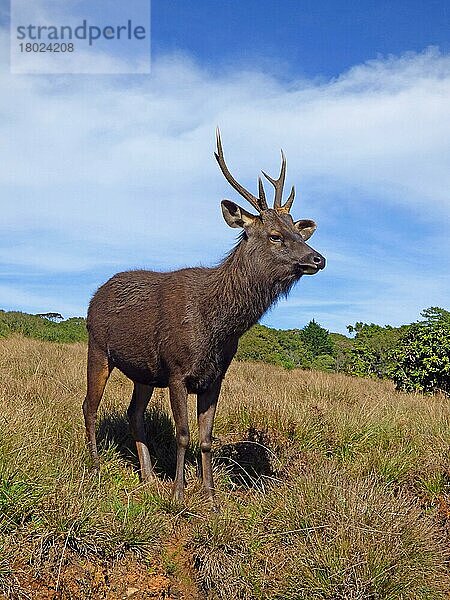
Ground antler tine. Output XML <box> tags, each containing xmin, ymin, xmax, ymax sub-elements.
<box><xmin>258</xmin><ymin>176</ymin><xmax>268</xmax><ymax>210</ymax></box>
<box><xmin>261</xmin><ymin>150</ymin><xmax>286</xmax><ymax>209</ymax></box>
<box><xmin>215</xmin><ymin>128</ymin><xmax>265</xmax><ymax>213</ymax></box>
<box><xmin>283</xmin><ymin>185</ymin><xmax>295</xmax><ymax>213</ymax></box>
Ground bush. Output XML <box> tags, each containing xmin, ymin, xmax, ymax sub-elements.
<box><xmin>390</xmin><ymin>307</ymin><xmax>450</xmax><ymax>394</ymax></box>
<box><xmin>347</xmin><ymin>322</ymin><xmax>405</xmax><ymax>379</ymax></box>
<box><xmin>311</xmin><ymin>353</ymin><xmax>336</xmax><ymax>372</ymax></box>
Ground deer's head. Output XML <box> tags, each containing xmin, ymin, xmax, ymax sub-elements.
<box><xmin>215</xmin><ymin>129</ymin><xmax>325</xmax><ymax>277</ymax></box>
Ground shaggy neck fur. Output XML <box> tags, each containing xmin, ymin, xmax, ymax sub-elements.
<box><xmin>201</xmin><ymin>235</ymin><xmax>299</xmax><ymax>340</ymax></box>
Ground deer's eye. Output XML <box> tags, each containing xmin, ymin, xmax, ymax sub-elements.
<box><xmin>269</xmin><ymin>233</ymin><xmax>283</xmax><ymax>243</ymax></box>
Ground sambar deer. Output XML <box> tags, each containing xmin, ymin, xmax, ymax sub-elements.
<box><xmin>84</xmin><ymin>130</ymin><xmax>325</xmax><ymax>503</ymax></box>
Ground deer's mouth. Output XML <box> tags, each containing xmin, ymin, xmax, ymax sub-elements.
<box><xmin>299</xmin><ymin>264</ymin><xmax>320</xmax><ymax>275</ymax></box>
<box><xmin>296</xmin><ymin>253</ymin><xmax>325</xmax><ymax>275</ymax></box>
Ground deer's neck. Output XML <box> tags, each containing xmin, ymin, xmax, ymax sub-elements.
<box><xmin>203</xmin><ymin>237</ymin><xmax>296</xmax><ymax>338</ymax></box>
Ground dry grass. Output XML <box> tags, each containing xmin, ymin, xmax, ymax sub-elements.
<box><xmin>0</xmin><ymin>335</ymin><xmax>449</xmax><ymax>599</ymax></box>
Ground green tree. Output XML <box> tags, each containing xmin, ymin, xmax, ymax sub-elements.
<box><xmin>277</xmin><ymin>329</ymin><xmax>312</xmax><ymax>369</ymax></box>
<box><xmin>329</xmin><ymin>332</ymin><xmax>354</xmax><ymax>373</ymax></box>
<box><xmin>347</xmin><ymin>323</ymin><xmax>405</xmax><ymax>379</ymax></box>
<box><xmin>236</xmin><ymin>324</ymin><xmax>297</xmax><ymax>369</ymax></box>
<box><xmin>300</xmin><ymin>319</ymin><xmax>334</xmax><ymax>358</ymax></box>
<box><xmin>35</xmin><ymin>312</ymin><xmax>64</xmax><ymax>322</ymax></box>
<box><xmin>390</xmin><ymin>307</ymin><xmax>450</xmax><ymax>395</ymax></box>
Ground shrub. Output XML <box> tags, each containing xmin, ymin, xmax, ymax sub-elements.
<box><xmin>390</xmin><ymin>307</ymin><xmax>450</xmax><ymax>394</ymax></box>
<box><xmin>347</xmin><ymin>322</ymin><xmax>405</xmax><ymax>379</ymax></box>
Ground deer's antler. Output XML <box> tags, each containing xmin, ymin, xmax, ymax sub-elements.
<box><xmin>215</xmin><ymin>128</ymin><xmax>268</xmax><ymax>213</ymax></box>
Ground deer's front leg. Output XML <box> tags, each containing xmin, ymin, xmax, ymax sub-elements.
<box><xmin>169</xmin><ymin>379</ymin><xmax>190</xmax><ymax>503</ymax></box>
<box><xmin>197</xmin><ymin>378</ymin><xmax>221</xmax><ymax>503</ymax></box>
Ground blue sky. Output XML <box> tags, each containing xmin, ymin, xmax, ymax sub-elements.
<box><xmin>1</xmin><ymin>0</ymin><xmax>449</xmax><ymax>333</ymax></box>
<box><xmin>154</xmin><ymin>0</ymin><xmax>449</xmax><ymax>77</ymax></box>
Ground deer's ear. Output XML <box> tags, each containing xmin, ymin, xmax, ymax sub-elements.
<box><xmin>294</xmin><ymin>219</ymin><xmax>317</xmax><ymax>240</ymax></box>
<box><xmin>221</xmin><ymin>200</ymin><xmax>257</xmax><ymax>229</ymax></box>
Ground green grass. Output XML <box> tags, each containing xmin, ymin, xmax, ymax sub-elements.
<box><xmin>0</xmin><ymin>336</ymin><xmax>448</xmax><ymax>598</ymax></box>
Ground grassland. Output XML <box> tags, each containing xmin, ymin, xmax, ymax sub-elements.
<box><xmin>0</xmin><ymin>335</ymin><xmax>449</xmax><ymax>599</ymax></box>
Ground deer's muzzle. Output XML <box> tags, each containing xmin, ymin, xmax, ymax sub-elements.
<box><xmin>298</xmin><ymin>251</ymin><xmax>326</xmax><ymax>275</ymax></box>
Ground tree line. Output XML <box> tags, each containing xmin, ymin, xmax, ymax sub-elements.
<box><xmin>0</xmin><ymin>306</ymin><xmax>449</xmax><ymax>395</ymax></box>
<box><xmin>237</xmin><ymin>307</ymin><xmax>450</xmax><ymax>395</ymax></box>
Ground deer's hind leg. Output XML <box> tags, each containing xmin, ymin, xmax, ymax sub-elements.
<box><xmin>127</xmin><ymin>383</ymin><xmax>155</xmax><ymax>482</ymax></box>
<box><xmin>83</xmin><ymin>341</ymin><xmax>111</xmax><ymax>470</ymax></box>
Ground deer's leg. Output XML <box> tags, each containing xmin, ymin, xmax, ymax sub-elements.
<box><xmin>197</xmin><ymin>378</ymin><xmax>222</xmax><ymax>502</ymax></box>
<box><xmin>168</xmin><ymin>379</ymin><xmax>190</xmax><ymax>503</ymax></box>
<box><xmin>127</xmin><ymin>383</ymin><xmax>155</xmax><ymax>482</ymax></box>
<box><xmin>83</xmin><ymin>342</ymin><xmax>111</xmax><ymax>470</ymax></box>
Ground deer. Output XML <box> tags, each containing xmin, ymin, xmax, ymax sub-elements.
<box><xmin>83</xmin><ymin>130</ymin><xmax>325</xmax><ymax>504</ymax></box>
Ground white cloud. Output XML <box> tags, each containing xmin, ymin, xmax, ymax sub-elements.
<box><xmin>0</xmin><ymin>24</ymin><xmax>449</xmax><ymax>330</ymax></box>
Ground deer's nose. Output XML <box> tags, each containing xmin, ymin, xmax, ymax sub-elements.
<box><xmin>313</xmin><ymin>254</ymin><xmax>326</xmax><ymax>269</ymax></box>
